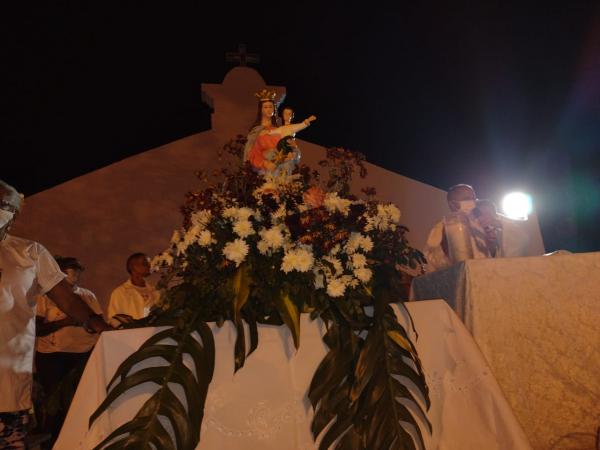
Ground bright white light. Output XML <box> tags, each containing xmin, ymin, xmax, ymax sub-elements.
<box><xmin>502</xmin><ymin>192</ymin><xmax>532</xmax><ymax>220</ymax></box>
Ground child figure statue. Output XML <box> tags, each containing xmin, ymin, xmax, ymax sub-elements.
<box><xmin>243</xmin><ymin>89</ymin><xmax>316</xmax><ymax>177</ymax></box>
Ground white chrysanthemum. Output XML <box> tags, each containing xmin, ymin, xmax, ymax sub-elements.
<box><xmin>345</xmin><ymin>232</ymin><xmax>362</xmax><ymax>254</ymax></box>
<box><xmin>151</xmin><ymin>252</ymin><xmax>174</xmax><ymax>271</ymax></box>
<box><xmin>198</xmin><ymin>230</ymin><xmax>215</xmax><ymax>247</ymax></box>
<box><xmin>368</xmin><ymin>204</ymin><xmax>401</xmax><ymax>231</ymax></box>
<box><xmin>348</xmin><ymin>277</ymin><xmax>360</xmax><ymax>288</ymax></box>
<box><xmin>233</xmin><ymin>220</ymin><xmax>255</xmax><ymax>238</ymax></box>
<box><xmin>295</xmin><ymin>248</ymin><xmax>315</xmax><ymax>272</ymax></box>
<box><xmin>222</xmin><ymin>207</ymin><xmax>238</xmax><ymax>219</ymax></box>
<box><xmin>190</xmin><ymin>209</ymin><xmax>212</xmax><ymax>228</ymax></box>
<box><xmin>351</xmin><ymin>253</ymin><xmax>367</xmax><ymax>269</ymax></box>
<box><xmin>383</xmin><ymin>204</ymin><xmax>401</xmax><ymax>223</ymax></box>
<box><xmin>360</xmin><ymin>235</ymin><xmax>374</xmax><ymax>252</ymax></box>
<box><xmin>323</xmin><ymin>192</ymin><xmax>352</xmax><ymax>215</ymax></box>
<box><xmin>236</xmin><ymin>207</ymin><xmax>254</xmax><ymax>221</ymax></box>
<box><xmin>354</xmin><ymin>267</ymin><xmax>373</xmax><ymax>283</ymax></box>
<box><xmin>345</xmin><ymin>233</ymin><xmax>373</xmax><ymax>254</ymax></box>
<box><xmin>260</xmin><ymin>227</ymin><xmax>285</xmax><ymax>250</ymax></box>
<box><xmin>176</xmin><ymin>239</ymin><xmax>189</xmax><ymax>256</ymax></box>
<box><xmin>327</xmin><ymin>278</ymin><xmax>346</xmax><ymax>297</ymax></box>
<box><xmin>281</xmin><ymin>247</ymin><xmax>314</xmax><ymax>273</ymax></box>
<box><xmin>182</xmin><ymin>225</ymin><xmax>201</xmax><ymax>246</ymax></box>
<box><xmin>272</xmin><ymin>205</ymin><xmax>287</xmax><ymax>220</ymax></box>
<box><xmin>329</xmin><ymin>244</ymin><xmax>341</xmax><ymax>256</ymax></box>
<box><xmin>257</xmin><ymin>240</ymin><xmax>270</xmax><ymax>255</ymax></box>
<box><xmin>372</xmin><ymin>206</ymin><xmax>389</xmax><ymax>231</ymax></box>
<box><xmin>222</xmin><ymin>239</ymin><xmax>249</xmax><ymax>267</ymax></box>
<box><xmin>363</xmin><ymin>216</ymin><xmax>374</xmax><ymax>232</ymax></box>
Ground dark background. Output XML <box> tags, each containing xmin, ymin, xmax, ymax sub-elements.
<box><xmin>2</xmin><ymin>2</ymin><xmax>599</xmax><ymax>252</ymax></box>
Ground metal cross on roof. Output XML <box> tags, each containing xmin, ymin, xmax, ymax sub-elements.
<box><xmin>225</xmin><ymin>44</ymin><xmax>260</xmax><ymax>67</ymax></box>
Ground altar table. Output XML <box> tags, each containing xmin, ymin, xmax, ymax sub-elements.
<box><xmin>411</xmin><ymin>252</ymin><xmax>600</xmax><ymax>450</ymax></box>
<box><xmin>55</xmin><ymin>300</ymin><xmax>531</xmax><ymax>449</ymax></box>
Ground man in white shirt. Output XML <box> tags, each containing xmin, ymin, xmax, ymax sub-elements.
<box><xmin>107</xmin><ymin>253</ymin><xmax>160</xmax><ymax>327</ymax></box>
<box><xmin>35</xmin><ymin>256</ymin><xmax>103</xmax><ymax>445</ymax></box>
<box><xmin>423</xmin><ymin>184</ymin><xmax>489</xmax><ymax>272</ymax></box>
<box><xmin>0</xmin><ymin>180</ymin><xmax>112</xmax><ymax>448</ymax></box>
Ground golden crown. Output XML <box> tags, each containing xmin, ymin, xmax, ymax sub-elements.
<box><xmin>254</xmin><ymin>88</ymin><xmax>277</xmax><ymax>102</ymax></box>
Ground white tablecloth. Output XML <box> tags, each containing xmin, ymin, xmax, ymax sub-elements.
<box><xmin>55</xmin><ymin>300</ymin><xmax>530</xmax><ymax>450</ymax></box>
<box><xmin>411</xmin><ymin>253</ymin><xmax>600</xmax><ymax>450</ymax></box>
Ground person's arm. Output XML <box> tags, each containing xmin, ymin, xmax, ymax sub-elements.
<box><xmin>46</xmin><ymin>279</ymin><xmax>112</xmax><ymax>333</ymax></box>
<box><xmin>35</xmin><ymin>315</ymin><xmax>79</xmax><ymax>337</ymax></box>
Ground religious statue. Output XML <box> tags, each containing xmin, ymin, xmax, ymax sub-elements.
<box><xmin>243</xmin><ymin>89</ymin><xmax>316</xmax><ymax>176</ymax></box>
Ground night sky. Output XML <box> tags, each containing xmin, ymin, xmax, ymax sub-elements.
<box><xmin>3</xmin><ymin>3</ymin><xmax>599</xmax><ymax>252</ymax></box>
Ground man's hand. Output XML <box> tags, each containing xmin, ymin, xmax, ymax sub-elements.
<box><xmin>84</xmin><ymin>314</ymin><xmax>113</xmax><ymax>333</ymax></box>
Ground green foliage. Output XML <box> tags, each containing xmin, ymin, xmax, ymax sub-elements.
<box><xmin>309</xmin><ymin>293</ymin><xmax>430</xmax><ymax>450</ymax></box>
<box><xmin>89</xmin><ymin>314</ymin><xmax>214</xmax><ymax>450</ymax></box>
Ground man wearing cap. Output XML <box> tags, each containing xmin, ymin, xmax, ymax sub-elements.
<box><xmin>35</xmin><ymin>256</ymin><xmax>103</xmax><ymax>445</ymax></box>
<box><xmin>0</xmin><ymin>179</ymin><xmax>112</xmax><ymax>448</ymax></box>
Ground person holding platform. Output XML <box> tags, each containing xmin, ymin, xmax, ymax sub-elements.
<box><xmin>0</xmin><ymin>180</ymin><xmax>111</xmax><ymax>448</ymax></box>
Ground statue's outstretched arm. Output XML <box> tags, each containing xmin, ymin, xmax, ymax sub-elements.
<box><xmin>272</xmin><ymin>116</ymin><xmax>316</xmax><ymax>138</ymax></box>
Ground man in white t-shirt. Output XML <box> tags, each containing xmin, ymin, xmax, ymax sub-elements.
<box><xmin>0</xmin><ymin>180</ymin><xmax>112</xmax><ymax>448</ymax></box>
<box><xmin>35</xmin><ymin>256</ymin><xmax>104</xmax><ymax>445</ymax></box>
<box><xmin>423</xmin><ymin>184</ymin><xmax>489</xmax><ymax>272</ymax></box>
<box><xmin>107</xmin><ymin>253</ymin><xmax>160</xmax><ymax>327</ymax></box>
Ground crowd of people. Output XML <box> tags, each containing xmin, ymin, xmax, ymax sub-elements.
<box><xmin>0</xmin><ymin>180</ymin><xmax>159</xmax><ymax>449</ymax></box>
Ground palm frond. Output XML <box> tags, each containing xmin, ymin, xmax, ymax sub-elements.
<box><xmin>309</xmin><ymin>303</ymin><xmax>430</xmax><ymax>450</ymax></box>
<box><xmin>89</xmin><ymin>314</ymin><xmax>215</xmax><ymax>450</ymax></box>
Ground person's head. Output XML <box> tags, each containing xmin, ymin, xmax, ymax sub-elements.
<box><xmin>447</xmin><ymin>184</ymin><xmax>477</xmax><ymax>213</ymax></box>
<box><xmin>473</xmin><ymin>199</ymin><xmax>500</xmax><ymax>229</ymax></box>
<box><xmin>55</xmin><ymin>256</ymin><xmax>85</xmax><ymax>286</ymax></box>
<box><xmin>126</xmin><ymin>252</ymin><xmax>151</xmax><ymax>278</ymax></box>
<box><xmin>281</xmin><ymin>106</ymin><xmax>294</xmax><ymax>125</ymax></box>
<box><xmin>0</xmin><ymin>180</ymin><xmax>22</xmax><ymax>241</ymax></box>
<box><xmin>251</xmin><ymin>89</ymin><xmax>279</xmax><ymax>129</ymax></box>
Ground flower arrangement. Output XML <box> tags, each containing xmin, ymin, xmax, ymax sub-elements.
<box><xmin>90</xmin><ymin>138</ymin><xmax>430</xmax><ymax>450</ymax></box>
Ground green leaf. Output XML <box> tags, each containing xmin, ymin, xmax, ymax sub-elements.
<box><xmin>234</xmin><ymin>320</ymin><xmax>246</xmax><ymax>372</ymax></box>
<box><xmin>309</xmin><ymin>302</ymin><xmax>431</xmax><ymax>450</ymax></box>
<box><xmin>232</xmin><ymin>264</ymin><xmax>251</xmax><ymax>324</ymax></box>
<box><xmin>247</xmin><ymin>312</ymin><xmax>259</xmax><ymax>357</ymax></box>
<box><xmin>276</xmin><ymin>290</ymin><xmax>301</xmax><ymax>349</ymax></box>
<box><xmin>89</xmin><ymin>314</ymin><xmax>215</xmax><ymax>450</ymax></box>
<box><xmin>232</xmin><ymin>264</ymin><xmax>253</xmax><ymax>372</ymax></box>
